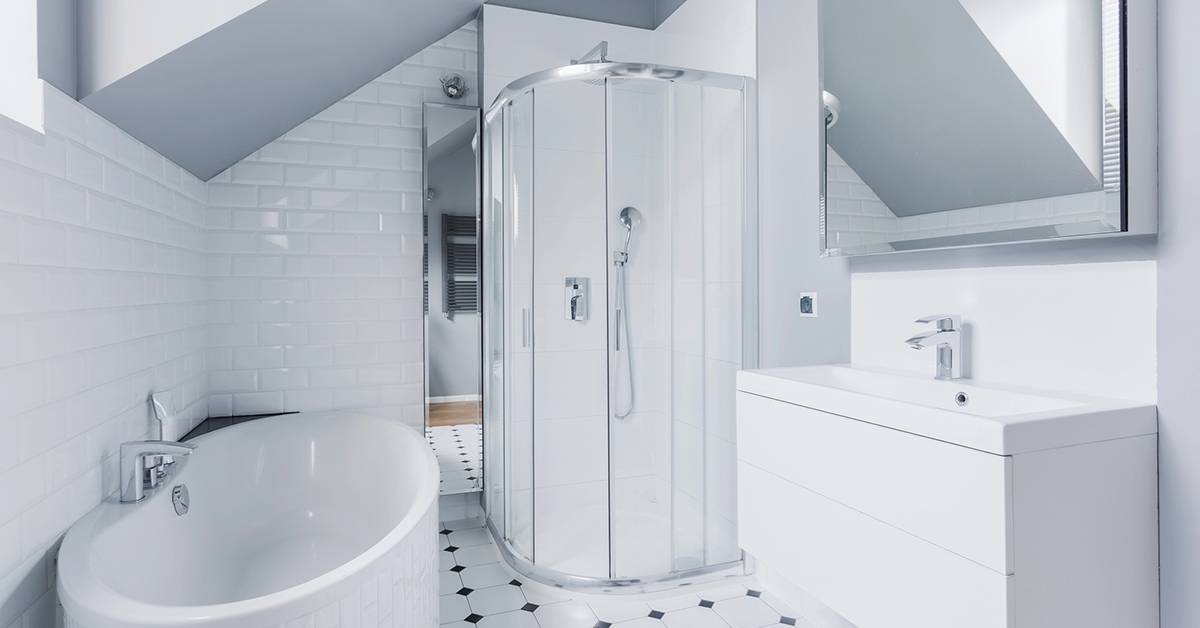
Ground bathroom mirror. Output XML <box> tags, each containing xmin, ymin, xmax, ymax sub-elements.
<box><xmin>423</xmin><ymin>103</ymin><xmax>482</xmax><ymax>495</ymax></box>
<box><xmin>819</xmin><ymin>0</ymin><xmax>1155</xmax><ymax>256</ymax></box>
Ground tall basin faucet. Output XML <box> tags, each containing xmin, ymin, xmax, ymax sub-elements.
<box><xmin>905</xmin><ymin>315</ymin><xmax>962</xmax><ymax>381</ymax></box>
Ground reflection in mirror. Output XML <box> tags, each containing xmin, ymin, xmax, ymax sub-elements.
<box><xmin>423</xmin><ymin>103</ymin><xmax>482</xmax><ymax>495</ymax></box>
<box><xmin>821</xmin><ymin>0</ymin><xmax>1126</xmax><ymax>256</ymax></box>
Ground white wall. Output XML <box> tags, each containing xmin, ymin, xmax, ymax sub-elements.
<box><xmin>851</xmin><ymin>262</ymin><xmax>1156</xmax><ymax>403</ymax></box>
<box><xmin>757</xmin><ymin>0</ymin><xmax>851</xmax><ymax>369</ymax></box>
<box><xmin>0</xmin><ymin>85</ymin><xmax>210</xmax><ymax>628</ymax></box>
<box><xmin>75</xmin><ymin>0</ymin><xmax>268</xmax><ymax>97</ymax></box>
<box><xmin>205</xmin><ymin>22</ymin><xmax>479</xmax><ymax>429</ymax></box>
<box><xmin>0</xmin><ymin>0</ymin><xmax>45</xmax><ymax>133</ymax></box>
<box><xmin>1155</xmin><ymin>0</ymin><xmax>1200</xmax><ymax>624</ymax></box>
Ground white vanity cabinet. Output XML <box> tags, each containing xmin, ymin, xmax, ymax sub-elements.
<box><xmin>735</xmin><ymin>366</ymin><xmax>1158</xmax><ymax>628</ymax></box>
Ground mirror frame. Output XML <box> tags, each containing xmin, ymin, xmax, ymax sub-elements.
<box><xmin>422</xmin><ymin>102</ymin><xmax>483</xmax><ymax>495</ymax></box>
<box><xmin>818</xmin><ymin>0</ymin><xmax>1157</xmax><ymax>257</ymax></box>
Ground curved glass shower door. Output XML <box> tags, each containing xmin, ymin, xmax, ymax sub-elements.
<box><xmin>482</xmin><ymin>63</ymin><xmax>756</xmax><ymax>589</ymax></box>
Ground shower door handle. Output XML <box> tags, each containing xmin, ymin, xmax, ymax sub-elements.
<box><xmin>521</xmin><ymin>308</ymin><xmax>531</xmax><ymax>348</ymax></box>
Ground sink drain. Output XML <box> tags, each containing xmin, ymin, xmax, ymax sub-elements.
<box><xmin>955</xmin><ymin>392</ymin><xmax>969</xmax><ymax>406</ymax></box>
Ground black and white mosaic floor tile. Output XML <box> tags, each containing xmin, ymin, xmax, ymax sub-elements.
<box><xmin>427</xmin><ymin>424</ymin><xmax>483</xmax><ymax>494</ymax></box>
<box><xmin>438</xmin><ymin>518</ymin><xmax>817</xmax><ymax>628</ymax></box>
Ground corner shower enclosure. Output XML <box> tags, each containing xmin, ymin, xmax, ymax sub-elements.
<box><xmin>482</xmin><ymin>62</ymin><xmax>757</xmax><ymax>589</ymax></box>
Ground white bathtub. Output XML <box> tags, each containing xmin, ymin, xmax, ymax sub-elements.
<box><xmin>58</xmin><ymin>412</ymin><xmax>439</xmax><ymax>628</ymax></box>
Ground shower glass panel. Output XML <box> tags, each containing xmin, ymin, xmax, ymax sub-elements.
<box><xmin>483</xmin><ymin>63</ymin><xmax>755</xmax><ymax>589</ymax></box>
<box><xmin>504</xmin><ymin>93</ymin><xmax>535</xmax><ymax>563</ymax></box>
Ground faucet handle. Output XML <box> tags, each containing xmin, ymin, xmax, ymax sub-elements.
<box><xmin>915</xmin><ymin>314</ymin><xmax>961</xmax><ymax>331</ymax></box>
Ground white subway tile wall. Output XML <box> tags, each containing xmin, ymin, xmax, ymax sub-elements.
<box><xmin>205</xmin><ymin>23</ymin><xmax>479</xmax><ymax>429</ymax></box>
<box><xmin>0</xmin><ymin>85</ymin><xmax>210</xmax><ymax>628</ymax></box>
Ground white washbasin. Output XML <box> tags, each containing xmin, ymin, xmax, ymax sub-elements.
<box><xmin>737</xmin><ymin>364</ymin><xmax>1157</xmax><ymax>455</ymax></box>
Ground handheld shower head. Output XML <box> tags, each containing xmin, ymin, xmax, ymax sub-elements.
<box><xmin>620</xmin><ymin>207</ymin><xmax>643</xmax><ymax>231</ymax></box>
<box><xmin>615</xmin><ymin>207</ymin><xmax>643</xmax><ymax>266</ymax></box>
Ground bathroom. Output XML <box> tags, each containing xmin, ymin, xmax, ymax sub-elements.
<box><xmin>0</xmin><ymin>0</ymin><xmax>1195</xmax><ymax>626</ymax></box>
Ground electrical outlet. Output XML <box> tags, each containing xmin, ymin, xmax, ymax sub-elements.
<box><xmin>799</xmin><ymin>293</ymin><xmax>818</xmax><ymax>317</ymax></box>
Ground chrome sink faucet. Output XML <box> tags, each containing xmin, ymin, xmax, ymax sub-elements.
<box><xmin>119</xmin><ymin>441</ymin><xmax>197</xmax><ymax>503</ymax></box>
<box><xmin>905</xmin><ymin>315</ymin><xmax>962</xmax><ymax>381</ymax></box>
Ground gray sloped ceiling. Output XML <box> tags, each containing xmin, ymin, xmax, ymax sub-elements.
<box><xmin>81</xmin><ymin>0</ymin><xmax>482</xmax><ymax>181</ymax></box>
<box><xmin>77</xmin><ymin>0</ymin><xmax>684</xmax><ymax>181</ymax></box>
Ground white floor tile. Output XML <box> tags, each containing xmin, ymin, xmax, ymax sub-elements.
<box><xmin>648</xmin><ymin>593</ymin><xmax>701</xmax><ymax>613</ymax></box>
<box><xmin>449</xmin><ymin>527</ymin><xmax>492</xmax><ymax>548</ymax></box>
<box><xmin>459</xmin><ymin>562</ymin><xmax>517</xmax><ymax>590</ymax></box>
<box><xmin>468</xmin><ymin>584</ymin><xmax>528</xmax><ymax>615</ymax></box>
<box><xmin>455</xmin><ymin>543</ymin><xmax>502</xmax><ymax>567</ymax></box>
<box><xmin>440</xmin><ymin>570</ymin><xmax>464</xmax><ymax>595</ymax></box>
<box><xmin>440</xmin><ymin>594</ymin><xmax>472</xmax><ymax>624</ymax></box>
<box><xmin>533</xmin><ymin>600</ymin><xmax>598</xmax><ymax>626</ymax></box>
<box><xmin>476</xmin><ymin>609</ymin><xmax>541</xmax><ymax>628</ymax></box>
<box><xmin>759</xmin><ymin>591</ymin><xmax>800</xmax><ymax>619</ymax></box>
<box><xmin>712</xmin><ymin>596</ymin><xmax>782</xmax><ymax>628</ymax></box>
<box><xmin>590</xmin><ymin>600</ymin><xmax>653</xmax><ymax>623</ymax></box>
<box><xmin>661</xmin><ymin>606</ymin><xmax>729</xmax><ymax>628</ymax></box>
<box><xmin>612</xmin><ymin>618</ymin><xmax>667</xmax><ymax>628</ymax></box>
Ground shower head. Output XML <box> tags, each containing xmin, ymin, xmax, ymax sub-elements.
<box><xmin>823</xmin><ymin>91</ymin><xmax>841</xmax><ymax>128</ymax></box>
<box><xmin>620</xmin><ymin>207</ymin><xmax>643</xmax><ymax>231</ymax></box>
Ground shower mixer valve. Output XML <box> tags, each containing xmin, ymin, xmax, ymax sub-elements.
<box><xmin>565</xmin><ymin>278</ymin><xmax>590</xmax><ymax>322</ymax></box>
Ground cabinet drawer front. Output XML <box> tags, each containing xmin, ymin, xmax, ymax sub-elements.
<box><xmin>737</xmin><ymin>392</ymin><xmax>1012</xmax><ymax>573</ymax></box>
<box><xmin>739</xmin><ymin>462</ymin><xmax>1013</xmax><ymax>628</ymax></box>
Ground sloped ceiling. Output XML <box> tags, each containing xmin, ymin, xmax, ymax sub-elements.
<box><xmin>824</xmin><ymin>0</ymin><xmax>1102</xmax><ymax>216</ymax></box>
<box><xmin>81</xmin><ymin>0</ymin><xmax>482</xmax><ymax>180</ymax></box>
<box><xmin>75</xmin><ymin>0</ymin><xmax>684</xmax><ymax>181</ymax></box>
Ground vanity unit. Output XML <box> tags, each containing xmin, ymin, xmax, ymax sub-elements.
<box><xmin>736</xmin><ymin>365</ymin><xmax>1158</xmax><ymax>628</ymax></box>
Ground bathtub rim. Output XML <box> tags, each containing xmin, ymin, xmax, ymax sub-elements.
<box><xmin>57</xmin><ymin>411</ymin><xmax>438</xmax><ymax>628</ymax></box>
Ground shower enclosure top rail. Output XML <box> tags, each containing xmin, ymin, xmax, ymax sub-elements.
<box><xmin>485</xmin><ymin>61</ymin><xmax>751</xmax><ymax>120</ymax></box>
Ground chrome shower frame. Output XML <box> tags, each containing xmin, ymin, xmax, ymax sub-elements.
<box><xmin>481</xmin><ymin>61</ymin><xmax>759</xmax><ymax>594</ymax></box>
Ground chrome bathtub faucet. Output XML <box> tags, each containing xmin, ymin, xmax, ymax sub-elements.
<box><xmin>905</xmin><ymin>314</ymin><xmax>963</xmax><ymax>381</ymax></box>
<box><xmin>119</xmin><ymin>441</ymin><xmax>197</xmax><ymax>503</ymax></box>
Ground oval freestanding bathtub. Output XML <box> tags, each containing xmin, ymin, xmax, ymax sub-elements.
<box><xmin>58</xmin><ymin>412</ymin><xmax>439</xmax><ymax>628</ymax></box>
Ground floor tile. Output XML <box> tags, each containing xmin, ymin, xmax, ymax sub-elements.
<box><xmin>441</xmin><ymin>594</ymin><xmax>472</xmax><ymax>624</ymax></box>
<box><xmin>759</xmin><ymin>591</ymin><xmax>800</xmax><ymax>618</ymax></box>
<box><xmin>455</xmin><ymin>543</ymin><xmax>502</xmax><ymax>567</ymax></box>
<box><xmin>660</xmin><ymin>606</ymin><xmax>729</xmax><ymax>628</ymax></box>
<box><xmin>712</xmin><ymin>596</ymin><xmax>781</xmax><ymax>628</ymax></box>
<box><xmin>440</xmin><ymin>570</ymin><xmax>464</xmax><ymax>596</ymax></box>
<box><xmin>589</xmin><ymin>600</ymin><xmax>653</xmax><ymax>623</ymax></box>
<box><xmin>647</xmin><ymin>593</ymin><xmax>701</xmax><ymax>613</ymax></box>
<box><xmin>468</xmin><ymin>584</ymin><xmax>529</xmax><ymax>615</ymax></box>
<box><xmin>449</xmin><ymin>527</ymin><xmax>493</xmax><ymax>548</ymax></box>
<box><xmin>437</xmin><ymin>516</ymin><xmax>812</xmax><ymax>628</ymax></box>
<box><xmin>611</xmin><ymin>618</ymin><xmax>667</xmax><ymax>628</ymax></box>
<box><xmin>476</xmin><ymin>609</ymin><xmax>541</xmax><ymax>628</ymax></box>
<box><xmin>460</xmin><ymin>562</ymin><xmax>518</xmax><ymax>589</ymax></box>
<box><xmin>534</xmin><ymin>600</ymin><xmax>599</xmax><ymax>627</ymax></box>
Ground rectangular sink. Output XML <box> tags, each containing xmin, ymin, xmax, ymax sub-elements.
<box><xmin>737</xmin><ymin>364</ymin><xmax>1157</xmax><ymax>455</ymax></box>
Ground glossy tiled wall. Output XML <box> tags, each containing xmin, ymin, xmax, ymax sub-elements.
<box><xmin>204</xmin><ymin>23</ymin><xmax>479</xmax><ymax>429</ymax></box>
<box><xmin>0</xmin><ymin>85</ymin><xmax>210</xmax><ymax>628</ymax></box>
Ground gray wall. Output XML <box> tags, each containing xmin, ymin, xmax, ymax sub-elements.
<box><xmin>1156</xmin><ymin>0</ymin><xmax>1200</xmax><ymax>624</ymax></box>
<box><xmin>427</xmin><ymin>139</ymin><xmax>482</xmax><ymax>398</ymax></box>
<box><xmin>756</xmin><ymin>0</ymin><xmax>851</xmax><ymax>368</ymax></box>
